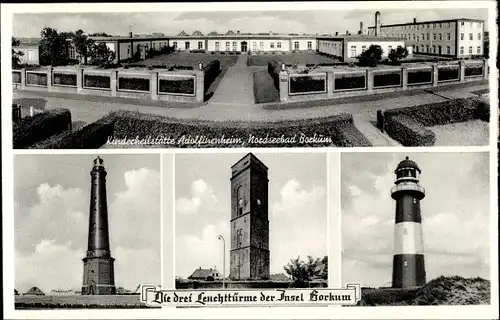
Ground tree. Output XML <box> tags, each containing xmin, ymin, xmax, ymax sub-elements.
<box><xmin>284</xmin><ymin>256</ymin><xmax>322</xmax><ymax>288</ymax></box>
<box><xmin>357</xmin><ymin>44</ymin><xmax>383</xmax><ymax>67</ymax></box>
<box><xmin>72</xmin><ymin>29</ymin><xmax>94</xmax><ymax>64</ymax></box>
<box><xmin>39</xmin><ymin>27</ymin><xmax>70</xmax><ymax>66</ymax></box>
<box><xmin>89</xmin><ymin>42</ymin><xmax>116</xmax><ymax>66</ymax></box>
<box><xmin>89</xmin><ymin>32</ymin><xmax>110</xmax><ymax>37</ymax></box>
<box><xmin>11</xmin><ymin>37</ymin><xmax>24</xmax><ymax>67</ymax></box>
<box><xmin>388</xmin><ymin>46</ymin><xmax>409</xmax><ymax>64</ymax></box>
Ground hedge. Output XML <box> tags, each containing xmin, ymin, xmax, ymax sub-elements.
<box><xmin>84</xmin><ymin>75</ymin><xmax>111</xmax><ymax>89</ymax></box>
<box><xmin>30</xmin><ymin>114</ymin><xmax>116</xmax><ymax>149</ymax></box>
<box><xmin>384</xmin><ymin>97</ymin><xmax>487</xmax><ymax>127</ymax></box>
<box><xmin>53</xmin><ymin>73</ymin><xmax>77</xmax><ymax>86</ymax></box>
<box><xmin>158</xmin><ymin>78</ymin><xmax>195</xmax><ymax>95</ymax></box>
<box><xmin>437</xmin><ymin>67</ymin><xmax>459</xmax><ymax>82</ymax></box>
<box><xmin>373</xmin><ymin>72</ymin><xmax>402</xmax><ymax>88</ymax></box>
<box><xmin>334</xmin><ymin>75</ymin><xmax>366</xmax><ymax>91</ymax></box>
<box><xmin>118</xmin><ymin>77</ymin><xmax>150</xmax><ymax>92</ymax></box>
<box><xmin>14</xmin><ymin>108</ymin><xmax>72</xmax><ymax>149</ymax></box>
<box><xmin>289</xmin><ymin>75</ymin><xmax>326</xmax><ymax>94</ymax></box>
<box><xmin>268</xmin><ymin>60</ymin><xmax>282</xmax><ymax>92</ymax></box>
<box><xmin>26</xmin><ymin>72</ymin><xmax>48</xmax><ymax>86</ymax></box>
<box><xmin>203</xmin><ymin>60</ymin><xmax>221</xmax><ymax>93</ymax></box>
<box><xmin>474</xmin><ymin>99</ymin><xmax>490</xmax><ymax>121</ymax></box>
<box><xmin>408</xmin><ymin>70</ymin><xmax>433</xmax><ymax>85</ymax></box>
<box><xmin>465</xmin><ymin>66</ymin><xmax>483</xmax><ymax>77</ymax></box>
<box><xmin>384</xmin><ymin>114</ymin><xmax>436</xmax><ymax>146</ymax></box>
<box><xmin>13</xmin><ymin>72</ymin><xmax>22</xmax><ymax>84</ymax></box>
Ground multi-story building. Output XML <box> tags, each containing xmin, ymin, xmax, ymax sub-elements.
<box><xmin>368</xmin><ymin>15</ymin><xmax>485</xmax><ymax>58</ymax></box>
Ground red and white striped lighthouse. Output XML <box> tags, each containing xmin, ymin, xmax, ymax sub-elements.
<box><xmin>391</xmin><ymin>156</ymin><xmax>426</xmax><ymax>288</ymax></box>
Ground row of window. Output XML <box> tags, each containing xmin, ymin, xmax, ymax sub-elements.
<box><xmin>390</xmin><ymin>32</ymin><xmax>481</xmax><ymax>42</ymax></box>
<box><xmin>391</xmin><ymin>21</ymin><xmax>480</xmax><ymax>31</ymax></box>
<box><xmin>350</xmin><ymin>45</ymin><xmax>395</xmax><ymax>56</ymax></box>
<box><xmin>460</xmin><ymin>33</ymin><xmax>482</xmax><ymax>41</ymax></box>
<box><xmin>411</xmin><ymin>44</ymin><xmax>481</xmax><ymax>55</ymax></box>
<box><xmin>171</xmin><ymin>40</ymin><xmax>313</xmax><ymax>51</ymax></box>
<box><xmin>172</xmin><ymin>41</ymin><xmax>204</xmax><ymax>50</ymax></box>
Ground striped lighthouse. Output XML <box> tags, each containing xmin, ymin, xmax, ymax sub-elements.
<box><xmin>391</xmin><ymin>156</ymin><xmax>426</xmax><ymax>288</ymax></box>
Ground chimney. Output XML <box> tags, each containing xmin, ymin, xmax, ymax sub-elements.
<box><xmin>359</xmin><ymin>22</ymin><xmax>364</xmax><ymax>35</ymax></box>
<box><xmin>269</xmin><ymin>31</ymin><xmax>273</xmax><ymax>35</ymax></box>
<box><xmin>413</xmin><ymin>18</ymin><xmax>417</xmax><ymax>24</ymax></box>
<box><xmin>335</xmin><ymin>31</ymin><xmax>339</xmax><ymax>36</ymax></box>
<box><xmin>237</xmin><ymin>30</ymin><xmax>240</xmax><ymax>35</ymax></box>
<box><xmin>375</xmin><ymin>11</ymin><xmax>381</xmax><ymax>36</ymax></box>
<box><xmin>129</xmin><ymin>31</ymin><xmax>133</xmax><ymax>38</ymax></box>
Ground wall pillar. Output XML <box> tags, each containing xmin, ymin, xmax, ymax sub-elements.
<box><xmin>366</xmin><ymin>69</ymin><xmax>374</xmax><ymax>93</ymax></box>
<box><xmin>402</xmin><ymin>67</ymin><xmax>408</xmax><ymax>90</ymax></box>
<box><xmin>432</xmin><ymin>65</ymin><xmax>439</xmax><ymax>86</ymax></box>
<box><xmin>459</xmin><ymin>60</ymin><xmax>465</xmax><ymax>82</ymax></box>
<box><xmin>77</xmin><ymin>68</ymin><xmax>84</xmax><ymax>93</ymax></box>
<box><xmin>483</xmin><ymin>58</ymin><xmax>489</xmax><ymax>80</ymax></box>
<box><xmin>111</xmin><ymin>71</ymin><xmax>117</xmax><ymax>97</ymax></box>
<box><xmin>47</xmin><ymin>67</ymin><xmax>53</xmax><ymax>91</ymax></box>
<box><xmin>278</xmin><ymin>71</ymin><xmax>289</xmax><ymax>102</ymax></box>
<box><xmin>327</xmin><ymin>72</ymin><xmax>334</xmax><ymax>98</ymax></box>
<box><xmin>195</xmin><ymin>70</ymin><xmax>205</xmax><ymax>102</ymax></box>
<box><xmin>20</xmin><ymin>68</ymin><xmax>26</xmax><ymax>89</ymax></box>
<box><xmin>151</xmin><ymin>72</ymin><xmax>158</xmax><ymax>100</ymax></box>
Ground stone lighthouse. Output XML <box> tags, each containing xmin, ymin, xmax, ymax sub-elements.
<box><xmin>391</xmin><ymin>156</ymin><xmax>426</xmax><ymax>288</ymax></box>
<box><xmin>82</xmin><ymin>156</ymin><xmax>116</xmax><ymax>295</ymax></box>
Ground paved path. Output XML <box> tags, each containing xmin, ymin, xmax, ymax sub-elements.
<box><xmin>353</xmin><ymin>115</ymin><xmax>402</xmax><ymax>146</ymax></box>
<box><xmin>208</xmin><ymin>55</ymin><xmax>254</xmax><ymax>105</ymax></box>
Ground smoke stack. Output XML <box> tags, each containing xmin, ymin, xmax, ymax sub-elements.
<box><xmin>375</xmin><ymin>11</ymin><xmax>381</xmax><ymax>36</ymax></box>
<box><xmin>359</xmin><ymin>22</ymin><xmax>364</xmax><ymax>35</ymax></box>
<box><xmin>237</xmin><ymin>30</ymin><xmax>240</xmax><ymax>35</ymax></box>
<box><xmin>335</xmin><ymin>32</ymin><xmax>339</xmax><ymax>36</ymax></box>
<box><xmin>129</xmin><ymin>31</ymin><xmax>133</xmax><ymax>38</ymax></box>
<box><xmin>413</xmin><ymin>18</ymin><xmax>417</xmax><ymax>24</ymax></box>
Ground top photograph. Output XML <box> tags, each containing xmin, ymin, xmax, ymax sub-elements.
<box><xmin>8</xmin><ymin>4</ymin><xmax>493</xmax><ymax>149</ymax></box>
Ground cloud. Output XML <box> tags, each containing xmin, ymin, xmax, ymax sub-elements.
<box><xmin>176</xmin><ymin>179</ymin><xmax>218</xmax><ymax>216</ymax></box>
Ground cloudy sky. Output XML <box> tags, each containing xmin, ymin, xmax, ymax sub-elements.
<box><xmin>341</xmin><ymin>152</ymin><xmax>490</xmax><ymax>288</ymax></box>
<box><xmin>14</xmin><ymin>154</ymin><xmax>161</xmax><ymax>293</ymax></box>
<box><xmin>12</xmin><ymin>8</ymin><xmax>489</xmax><ymax>38</ymax></box>
<box><xmin>174</xmin><ymin>152</ymin><xmax>327</xmax><ymax>279</ymax></box>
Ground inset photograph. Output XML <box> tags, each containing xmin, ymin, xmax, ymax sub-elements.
<box><xmin>341</xmin><ymin>152</ymin><xmax>491</xmax><ymax>306</ymax></box>
<box><xmin>175</xmin><ymin>153</ymin><xmax>328</xmax><ymax>289</ymax></box>
<box><xmin>14</xmin><ymin>154</ymin><xmax>161</xmax><ymax>309</ymax></box>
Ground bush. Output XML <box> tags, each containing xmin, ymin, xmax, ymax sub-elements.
<box><xmin>289</xmin><ymin>75</ymin><xmax>326</xmax><ymax>94</ymax></box>
<box><xmin>408</xmin><ymin>70</ymin><xmax>433</xmax><ymax>85</ymax></box>
<box><xmin>474</xmin><ymin>99</ymin><xmax>490</xmax><ymax>121</ymax></box>
<box><xmin>118</xmin><ymin>77</ymin><xmax>150</xmax><ymax>92</ymax></box>
<box><xmin>14</xmin><ymin>108</ymin><xmax>72</xmax><ymax>149</ymax></box>
<box><xmin>84</xmin><ymin>74</ymin><xmax>110</xmax><ymax>89</ymax></box>
<box><xmin>357</xmin><ymin>45</ymin><xmax>383</xmax><ymax>67</ymax></box>
<box><xmin>384</xmin><ymin>115</ymin><xmax>436</xmax><ymax>146</ymax></box>
<box><xmin>334</xmin><ymin>75</ymin><xmax>366</xmax><ymax>91</ymax></box>
<box><xmin>268</xmin><ymin>60</ymin><xmax>282</xmax><ymax>92</ymax></box>
<box><xmin>12</xmin><ymin>71</ymin><xmax>22</xmax><ymax>84</ymax></box>
<box><xmin>158</xmin><ymin>78</ymin><xmax>195</xmax><ymax>95</ymax></box>
<box><xmin>53</xmin><ymin>73</ymin><xmax>77</xmax><ymax>86</ymax></box>
<box><xmin>203</xmin><ymin>60</ymin><xmax>221</xmax><ymax>93</ymax></box>
<box><xmin>26</xmin><ymin>72</ymin><xmax>48</xmax><ymax>86</ymax></box>
<box><xmin>31</xmin><ymin>114</ymin><xmax>115</xmax><ymax>149</ymax></box>
<box><xmin>373</xmin><ymin>72</ymin><xmax>401</xmax><ymax>88</ymax></box>
<box><xmin>437</xmin><ymin>67</ymin><xmax>459</xmax><ymax>82</ymax></box>
<box><xmin>190</xmin><ymin>49</ymin><xmax>206</xmax><ymax>53</ymax></box>
<box><xmin>168</xmin><ymin>65</ymin><xmax>193</xmax><ymax>71</ymax></box>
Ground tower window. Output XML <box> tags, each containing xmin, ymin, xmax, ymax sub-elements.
<box><xmin>237</xmin><ymin>186</ymin><xmax>243</xmax><ymax>216</ymax></box>
<box><xmin>403</xmin><ymin>228</ymin><xmax>408</xmax><ymax>235</ymax></box>
<box><xmin>403</xmin><ymin>260</ymin><xmax>408</xmax><ymax>267</ymax></box>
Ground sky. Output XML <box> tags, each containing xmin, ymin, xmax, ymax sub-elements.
<box><xmin>341</xmin><ymin>152</ymin><xmax>490</xmax><ymax>288</ymax></box>
<box><xmin>174</xmin><ymin>152</ymin><xmax>327</xmax><ymax>279</ymax></box>
<box><xmin>14</xmin><ymin>154</ymin><xmax>161</xmax><ymax>293</ymax></box>
<box><xmin>12</xmin><ymin>8</ymin><xmax>489</xmax><ymax>39</ymax></box>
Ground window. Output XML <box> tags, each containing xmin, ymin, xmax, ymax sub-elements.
<box><xmin>259</xmin><ymin>42</ymin><xmax>264</xmax><ymax>51</ymax></box>
<box><xmin>422</xmin><ymin>34</ymin><xmax>425</xmax><ymax>40</ymax></box>
<box><xmin>412</xmin><ymin>34</ymin><xmax>415</xmax><ymax>40</ymax></box>
<box><xmin>439</xmin><ymin>23</ymin><xmax>442</xmax><ymax>28</ymax></box>
<box><xmin>172</xmin><ymin>42</ymin><xmax>177</xmax><ymax>49</ymax></box>
<box><xmin>198</xmin><ymin>41</ymin><xmax>203</xmax><ymax>49</ymax></box>
<box><xmin>477</xmin><ymin>46</ymin><xmax>481</xmax><ymax>54</ymax></box>
<box><xmin>403</xmin><ymin>228</ymin><xmax>408</xmax><ymax>235</ymax></box>
<box><xmin>433</xmin><ymin>33</ymin><xmax>436</xmax><ymax>40</ymax></box>
<box><xmin>421</xmin><ymin>44</ymin><xmax>424</xmax><ymax>52</ymax></box>
<box><xmin>232</xmin><ymin>41</ymin><xmax>237</xmax><ymax>51</ymax></box>
<box><xmin>237</xmin><ymin>186</ymin><xmax>243</xmax><ymax>216</ymax></box>
<box><xmin>215</xmin><ymin>42</ymin><xmax>220</xmax><ymax>51</ymax></box>
<box><xmin>226</xmin><ymin>41</ymin><xmax>230</xmax><ymax>51</ymax></box>
<box><xmin>461</xmin><ymin>21</ymin><xmax>465</xmax><ymax>26</ymax></box>
<box><xmin>460</xmin><ymin>46</ymin><xmax>464</xmax><ymax>54</ymax></box>
<box><xmin>270</xmin><ymin>42</ymin><xmax>275</xmax><ymax>49</ymax></box>
<box><xmin>416</xmin><ymin>36</ymin><xmax>419</xmax><ymax>41</ymax></box>
<box><xmin>185</xmin><ymin>41</ymin><xmax>190</xmax><ymax>50</ymax></box>
<box><xmin>252</xmin><ymin>41</ymin><xmax>257</xmax><ymax>51</ymax></box>
<box><xmin>350</xmin><ymin>45</ymin><xmax>356</xmax><ymax>57</ymax></box>
<box><xmin>416</xmin><ymin>25</ymin><xmax>419</xmax><ymax>30</ymax></box>
<box><xmin>448</xmin><ymin>22</ymin><xmax>451</xmax><ymax>28</ymax></box>
<box><xmin>152</xmin><ymin>42</ymin><xmax>156</xmax><ymax>49</ymax></box>
<box><xmin>426</xmin><ymin>45</ymin><xmax>429</xmax><ymax>52</ymax></box>
<box><xmin>447</xmin><ymin>33</ymin><xmax>451</xmax><ymax>40</ymax></box>
<box><xmin>460</xmin><ymin>33</ymin><xmax>464</xmax><ymax>40</ymax></box>
<box><xmin>277</xmin><ymin>42</ymin><xmax>281</xmax><ymax>49</ymax></box>
<box><xmin>403</xmin><ymin>261</ymin><xmax>408</xmax><ymax>267</ymax></box>
<box><xmin>439</xmin><ymin>33</ymin><xmax>442</xmax><ymax>41</ymax></box>
<box><xmin>469</xmin><ymin>33</ymin><xmax>473</xmax><ymax>40</ymax></box>
<box><xmin>447</xmin><ymin>46</ymin><xmax>451</xmax><ymax>54</ymax></box>
<box><xmin>469</xmin><ymin>21</ymin><xmax>473</xmax><ymax>27</ymax></box>
<box><xmin>69</xmin><ymin>46</ymin><xmax>76</xmax><ymax>59</ymax></box>
<box><xmin>478</xmin><ymin>33</ymin><xmax>481</xmax><ymax>40</ymax></box>
<box><xmin>294</xmin><ymin>41</ymin><xmax>299</xmax><ymax>50</ymax></box>
<box><xmin>432</xmin><ymin>45</ymin><xmax>436</xmax><ymax>53</ymax></box>
<box><xmin>362</xmin><ymin>45</ymin><xmax>367</xmax><ymax>52</ymax></box>
<box><xmin>433</xmin><ymin>23</ymin><xmax>436</xmax><ymax>28</ymax></box>
<box><xmin>307</xmin><ymin>41</ymin><xmax>312</xmax><ymax>50</ymax></box>
<box><xmin>236</xmin><ymin>229</ymin><xmax>243</xmax><ymax>248</ymax></box>
<box><xmin>469</xmin><ymin>46</ymin><xmax>473</xmax><ymax>54</ymax></box>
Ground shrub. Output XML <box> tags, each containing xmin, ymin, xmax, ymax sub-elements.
<box><xmin>474</xmin><ymin>99</ymin><xmax>490</xmax><ymax>121</ymax></box>
<box><xmin>14</xmin><ymin>108</ymin><xmax>72</xmax><ymax>149</ymax></box>
<box><xmin>388</xmin><ymin>46</ymin><xmax>409</xmax><ymax>64</ymax></box>
<box><xmin>26</xmin><ymin>72</ymin><xmax>48</xmax><ymax>86</ymax></box>
<box><xmin>334</xmin><ymin>75</ymin><xmax>366</xmax><ymax>91</ymax></box>
<box><xmin>357</xmin><ymin>45</ymin><xmax>383</xmax><ymax>67</ymax></box>
<box><xmin>118</xmin><ymin>77</ymin><xmax>150</xmax><ymax>92</ymax></box>
<box><xmin>373</xmin><ymin>72</ymin><xmax>401</xmax><ymax>88</ymax></box>
<box><xmin>158</xmin><ymin>77</ymin><xmax>195</xmax><ymax>95</ymax></box>
<box><xmin>84</xmin><ymin>74</ymin><xmax>110</xmax><ymax>89</ymax></box>
<box><xmin>437</xmin><ymin>67</ymin><xmax>459</xmax><ymax>82</ymax></box>
<box><xmin>267</xmin><ymin>60</ymin><xmax>282</xmax><ymax>92</ymax></box>
<box><xmin>53</xmin><ymin>73</ymin><xmax>77</xmax><ymax>86</ymax></box>
<box><xmin>12</xmin><ymin>71</ymin><xmax>22</xmax><ymax>84</ymax></box>
<box><xmin>31</xmin><ymin>114</ymin><xmax>115</xmax><ymax>149</ymax></box>
<box><xmin>384</xmin><ymin>114</ymin><xmax>436</xmax><ymax>146</ymax></box>
<box><xmin>289</xmin><ymin>75</ymin><xmax>326</xmax><ymax>94</ymax></box>
<box><xmin>407</xmin><ymin>69</ymin><xmax>433</xmax><ymax>85</ymax></box>
<box><xmin>190</xmin><ymin>49</ymin><xmax>206</xmax><ymax>53</ymax></box>
<box><xmin>203</xmin><ymin>60</ymin><xmax>221</xmax><ymax>93</ymax></box>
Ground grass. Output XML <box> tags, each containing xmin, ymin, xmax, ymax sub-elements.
<box><xmin>248</xmin><ymin>52</ymin><xmax>340</xmax><ymax>66</ymax></box>
<box><xmin>430</xmin><ymin>119</ymin><xmax>489</xmax><ymax>146</ymax></box>
<box><xmin>134</xmin><ymin>52</ymin><xmax>239</xmax><ymax>69</ymax></box>
<box><xmin>15</xmin><ymin>295</ymin><xmax>153</xmax><ymax>309</ymax></box>
<box><xmin>253</xmin><ymin>69</ymin><xmax>279</xmax><ymax>104</ymax></box>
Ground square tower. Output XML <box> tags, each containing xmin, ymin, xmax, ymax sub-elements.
<box><xmin>229</xmin><ymin>153</ymin><xmax>270</xmax><ymax>280</ymax></box>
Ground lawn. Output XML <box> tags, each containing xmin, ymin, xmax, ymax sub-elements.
<box><xmin>15</xmin><ymin>295</ymin><xmax>153</xmax><ymax>309</ymax></box>
<box><xmin>430</xmin><ymin>119</ymin><xmax>489</xmax><ymax>146</ymax></box>
<box><xmin>253</xmin><ymin>69</ymin><xmax>279</xmax><ymax>104</ymax></box>
<box><xmin>134</xmin><ymin>52</ymin><xmax>239</xmax><ymax>69</ymax></box>
<box><xmin>248</xmin><ymin>52</ymin><xmax>341</xmax><ymax>66</ymax></box>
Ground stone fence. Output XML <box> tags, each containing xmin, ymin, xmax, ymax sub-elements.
<box><xmin>277</xmin><ymin>59</ymin><xmax>489</xmax><ymax>102</ymax></box>
<box><xmin>12</xmin><ymin>66</ymin><xmax>207</xmax><ymax>103</ymax></box>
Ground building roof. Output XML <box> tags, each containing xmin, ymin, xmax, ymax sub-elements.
<box><xmin>192</xmin><ymin>30</ymin><xmax>204</xmax><ymax>36</ymax></box>
<box><xmin>367</xmin><ymin>18</ymin><xmax>485</xmax><ymax>29</ymax></box>
<box><xmin>317</xmin><ymin>35</ymin><xmax>404</xmax><ymax>41</ymax></box>
<box><xmin>15</xmin><ymin>38</ymin><xmax>40</xmax><ymax>49</ymax></box>
<box><xmin>91</xmin><ymin>33</ymin><xmax>316</xmax><ymax>42</ymax></box>
<box><xmin>396</xmin><ymin>156</ymin><xmax>421</xmax><ymax>172</ymax></box>
<box><xmin>189</xmin><ymin>267</ymin><xmax>218</xmax><ymax>279</ymax></box>
<box><xmin>25</xmin><ymin>286</ymin><xmax>45</xmax><ymax>295</ymax></box>
<box><xmin>231</xmin><ymin>153</ymin><xmax>269</xmax><ymax>170</ymax></box>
